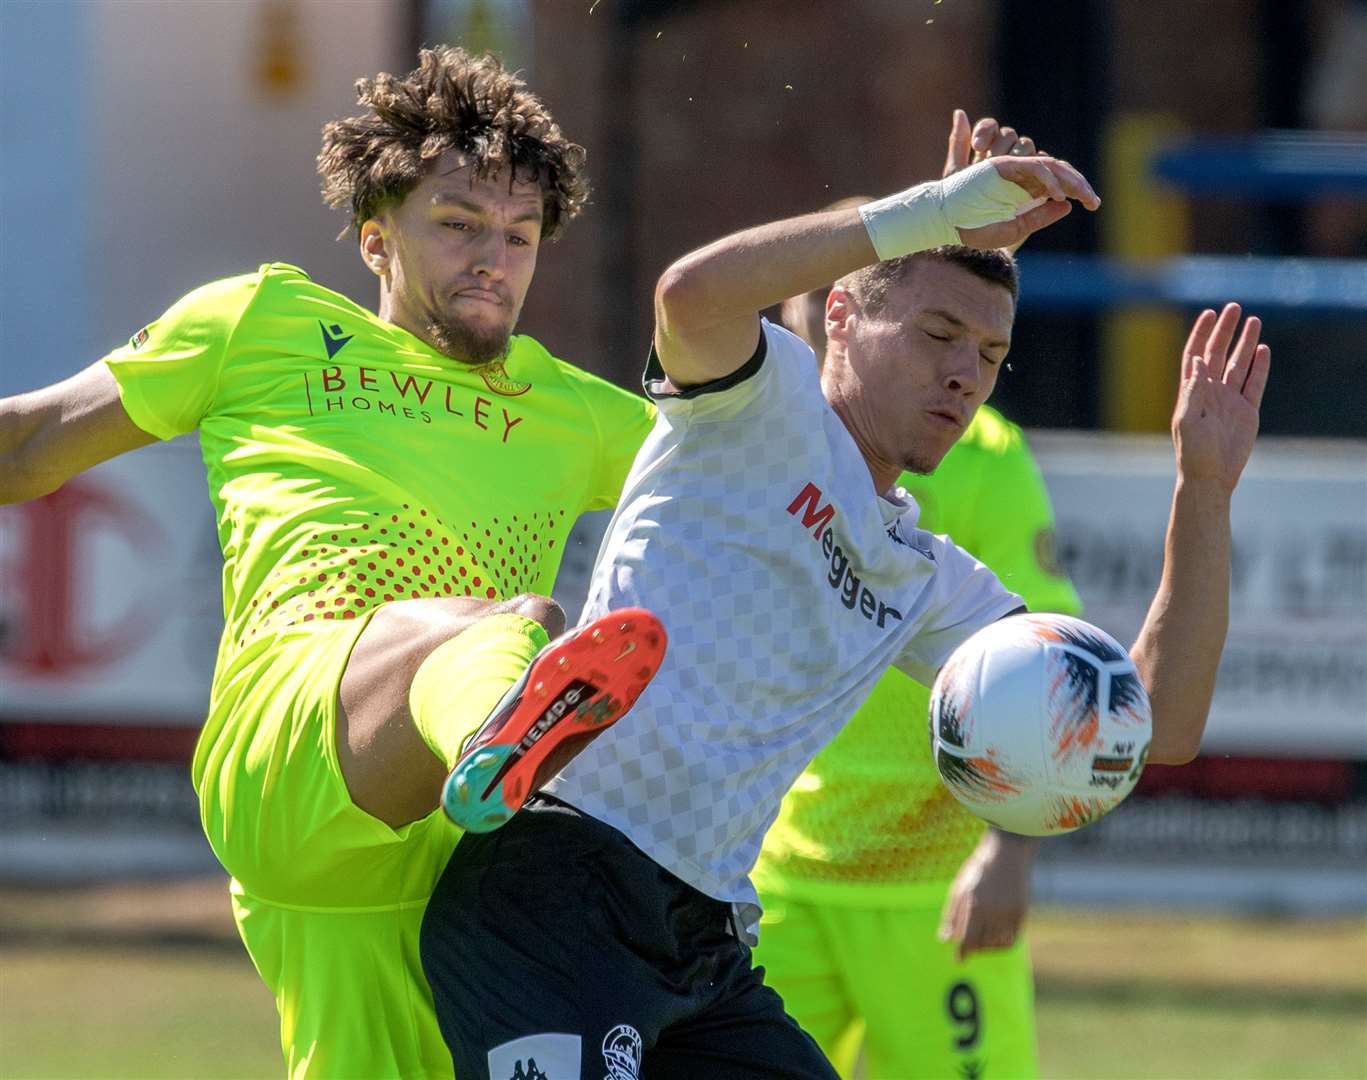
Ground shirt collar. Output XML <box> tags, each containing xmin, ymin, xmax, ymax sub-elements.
<box><xmin>878</xmin><ymin>485</ymin><xmax>920</xmax><ymax>529</ymax></box>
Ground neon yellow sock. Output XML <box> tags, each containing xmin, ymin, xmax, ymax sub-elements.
<box><xmin>408</xmin><ymin>613</ymin><xmax>549</xmax><ymax>768</ymax></box>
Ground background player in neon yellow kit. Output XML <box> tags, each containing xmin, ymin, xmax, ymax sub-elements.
<box><xmin>753</xmin><ymin>113</ymin><xmax>1080</xmax><ymax>1080</ymax></box>
<box><xmin>0</xmin><ymin>49</ymin><xmax>658</xmax><ymax>1079</ymax></box>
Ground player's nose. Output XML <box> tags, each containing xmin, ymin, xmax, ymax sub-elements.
<box><xmin>941</xmin><ymin>348</ymin><xmax>980</xmax><ymax>394</ymax></box>
<box><xmin>470</xmin><ymin>234</ymin><xmax>508</xmax><ymax>280</ymax></box>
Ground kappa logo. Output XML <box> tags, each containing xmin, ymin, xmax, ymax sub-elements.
<box><xmin>319</xmin><ymin>320</ymin><xmax>354</xmax><ymax>359</ymax></box>
<box><xmin>602</xmin><ymin>1024</ymin><xmax>643</xmax><ymax>1080</ymax></box>
<box><xmin>509</xmin><ymin>1060</ymin><xmax>550</xmax><ymax>1080</ymax></box>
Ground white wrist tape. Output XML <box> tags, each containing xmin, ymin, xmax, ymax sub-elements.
<box><xmin>859</xmin><ymin>159</ymin><xmax>1038</xmax><ymax>260</ymax></box>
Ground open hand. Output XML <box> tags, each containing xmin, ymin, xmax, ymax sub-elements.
<box><xmin>1173</xmin><ymin>304</ymin><xmax>1271</xmax><ymax>493</ymax></box>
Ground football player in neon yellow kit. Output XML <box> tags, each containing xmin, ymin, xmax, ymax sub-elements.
<box><xmin>0</xmin><ymin>48</ymin><xmax>663</xmax><ymax>1079</ymax></box>
<box><xmin>753</xmin><ymin>113</ymin><xmax>1079</xmax><ymax>1080</ymax></box>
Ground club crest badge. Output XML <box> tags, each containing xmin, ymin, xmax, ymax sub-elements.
<box><xmin>601</xmin><ymin>1024</ymin><xmax>642</xmax><ymax>1080</ymax></box>
<box><xmin>476</xmin><ymin>359</ymin><xmax>532</xmax><ymax>397</ymax></box>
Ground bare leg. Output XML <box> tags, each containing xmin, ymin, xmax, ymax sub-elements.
<box><xmin>336</xmin><ymin>594</ymin><xmax>565</xmax><ymax>827</ymax></box>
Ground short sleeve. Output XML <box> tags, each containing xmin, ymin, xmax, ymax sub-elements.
<box><xmin>892</xmin><ymin>536</ymin><xmax>1024</xmax><ymax>686</ymax></box>
<box><xmin>641</xmin><ymin>318</ymin><xmax>821</xmax><ymax>423</ymax></box>
<box><xmin>938</xmin><ymin>420</ymin><xmax>1082</xmax><ymax>617</ymax></box>
<box><xmin>102</xmin><ymin>272</ymin><xmax>260</xmax><ymax>440</ymax></box>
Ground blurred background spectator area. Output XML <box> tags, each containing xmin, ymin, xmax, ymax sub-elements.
<box><xmin>3</xmin><ymin>0</ymin><xmax>1364</xmax><ymax>428</ymax></box>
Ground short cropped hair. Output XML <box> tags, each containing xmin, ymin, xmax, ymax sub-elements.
<box><xmin>318</xmin><ymin>46</ymin><xmax>588</xmax><ymax>239</ymax></box>
<box><xmin>840</xmin><ymin>245</ymin><xmax>1020</xmax><ymax>311</ymax></box>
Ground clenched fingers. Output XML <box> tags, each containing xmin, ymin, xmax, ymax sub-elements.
<box><xmin>971</xmin><ymin>117</ymin><xmax>1001</xmax><ymax>154</ymax></box>
<box><xmin>989</xmin><ymin>125</ymin><xmax>1019</xmax><ymax>158</ymax></box>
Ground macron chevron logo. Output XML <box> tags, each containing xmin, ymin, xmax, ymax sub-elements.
<box><xmin>319</xmin><ymin>320</ymin><xmax>354</xmax><ymax>359</ymax></box>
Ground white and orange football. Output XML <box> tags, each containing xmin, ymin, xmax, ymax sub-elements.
<box><xmin>929</xmin><ymin>613</ymin><xmax>1152</xmax><ymax>836</ymax></box>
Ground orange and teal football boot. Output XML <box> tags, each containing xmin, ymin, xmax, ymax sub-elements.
<box><xmin>441</xmin><ymin>608</ymin><xmax>667</xmax><ymax>832</ymax></box>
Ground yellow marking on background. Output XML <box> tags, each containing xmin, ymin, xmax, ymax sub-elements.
<box><xmin>1101</xmin><ymin>113</ymin><xmax>1190</xmax><ymax>432</ymax></box>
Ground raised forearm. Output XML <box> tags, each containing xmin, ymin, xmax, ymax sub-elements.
<box><xmin>654</xmin><ymin>158</ymin><xmax>1095</xmax><ymax>386</ymax></box>
<box><xmin>655</xmin><ymin>208</ymin><xmax>875</xmax><ymax>334</ymax></box>
<box><xmin>1130</xmin><ymin>477</ymin><xmax>1232</xmax><ymax>764</ymax></box>
<box><xmin>656</xmin><ymin>154</ymin><xmax>1065</xmax><ymax>332</ymax></box>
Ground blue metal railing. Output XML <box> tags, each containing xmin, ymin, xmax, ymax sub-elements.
<box><xmin>1150</xmin><ymin>131</ymin><xmax>1367</xmax><ymax>199</ymax></box>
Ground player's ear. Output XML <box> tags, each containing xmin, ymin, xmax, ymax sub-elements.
<box><xmin>359</xmin><ymin>218</ymin><xmax>391</xmax><ymax>278</ymax></box>
<box><xmin>825</xmin><ymin>285</ymin><xmax>857</xmax><ymax>345</ymax></box>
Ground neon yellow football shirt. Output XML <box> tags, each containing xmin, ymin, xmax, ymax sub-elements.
<box><xmin>754</xmin><ymin>405</ymin><xmax>1081</xmax><ymax>905</ymax></box>
<box><xmin>103</xmin><ymin>264</ymin><xmax>656</xmax><ymax>1079</ymax></box>
<box><xmin>106</xmin><ymin>261</ymin><xmax>651</xmax><ymax>749</ymax></box>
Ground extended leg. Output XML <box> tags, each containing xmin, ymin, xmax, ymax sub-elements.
<box><xmin>336</xmin><ymin>593</ymin><xmax>564</xmax><ymax>827</ymax></box>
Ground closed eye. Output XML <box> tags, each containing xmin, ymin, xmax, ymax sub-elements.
<box><xmin>922</xmin><ymin>329</ymin><xmax>951</xmax><ymax>342</ymax></box>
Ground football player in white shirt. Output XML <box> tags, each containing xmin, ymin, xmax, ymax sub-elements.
<box><xmin>423</xmin><ymin>153</ymin><xmax>1270</xmax><ymax>1080</ymax></box>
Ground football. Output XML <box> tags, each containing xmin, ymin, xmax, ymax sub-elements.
<box><xmin>929</xmin><ymin>613</ymin><xmax>1153</xmax><ymax>836</ymax></box>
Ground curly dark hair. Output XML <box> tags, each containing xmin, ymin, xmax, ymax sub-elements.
<box><xmin>318</xmin><ymin>46</ymin><xmax>588</xmax><ymax>240</ymax></box>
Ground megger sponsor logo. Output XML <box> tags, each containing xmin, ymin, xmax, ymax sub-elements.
<box><xmin>786</xmin><ymin>483</ymin><xmax>903</xmax><ymax>628</ymax></box>
<box><xmin>788</xmin><ymin>481</ymin><xmax>837</xmax><ymax>539</ymax></box>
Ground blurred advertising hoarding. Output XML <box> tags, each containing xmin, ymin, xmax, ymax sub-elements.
<box><xmin>1</xmin><ymin>434</ymin><xmax>1364</xmax><ymax>900</ymax></box>
<box><xmin>1032</xmin><ymin>432</ymin><xmax>1367</xmax><ymax>760</ymax></box>
<box><xmin>1032</xmin><ymin>432</ymin><xmax>1366</xmax><ymax>911</ymax></box>
<box><xmin>0</xmin><ymin>442</ymin><xmax>219</xmax><ymax>878</ymax></box>
<box><xmin>0</xmin><ymin>441</ymin><xmax>221</xmax><ymax>724</ymax></box>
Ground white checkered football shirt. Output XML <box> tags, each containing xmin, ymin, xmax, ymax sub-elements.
<box><xmin>545</xmin><ymin>320</ymin><xmax>1021</xmax><ymax>938</ymax></box>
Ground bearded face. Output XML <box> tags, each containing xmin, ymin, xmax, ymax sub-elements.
<box><xmin>367</xmin><ymin>152</ymin><xmax>544</xmax><ymax>365</ymax></box>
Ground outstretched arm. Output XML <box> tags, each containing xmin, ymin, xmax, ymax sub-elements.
<box><xmin>1133</xmin><ymin>304</ymin><xmax>1271</xmax><ymax>764</ymax></box>
<box><xmin>0</xmin><ymin>362</ymin><xmax>155</xmax><ymax>504</ymax></box>
<box><xmin>653</xmin><ymin>155</ymin><xmax>1100</xmax><ymax>388</ymax></box>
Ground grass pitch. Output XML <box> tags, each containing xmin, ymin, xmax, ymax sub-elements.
<box><xmin>1</xmin><ymin>880</ymin><xmax>1363</xmax><ymax>1079</ymax></box>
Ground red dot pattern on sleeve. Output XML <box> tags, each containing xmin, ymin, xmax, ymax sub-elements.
<box><xmin>239</xmin><ymin>503</ymin><xmax>568</xmax><ymax>646</ymax></box>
